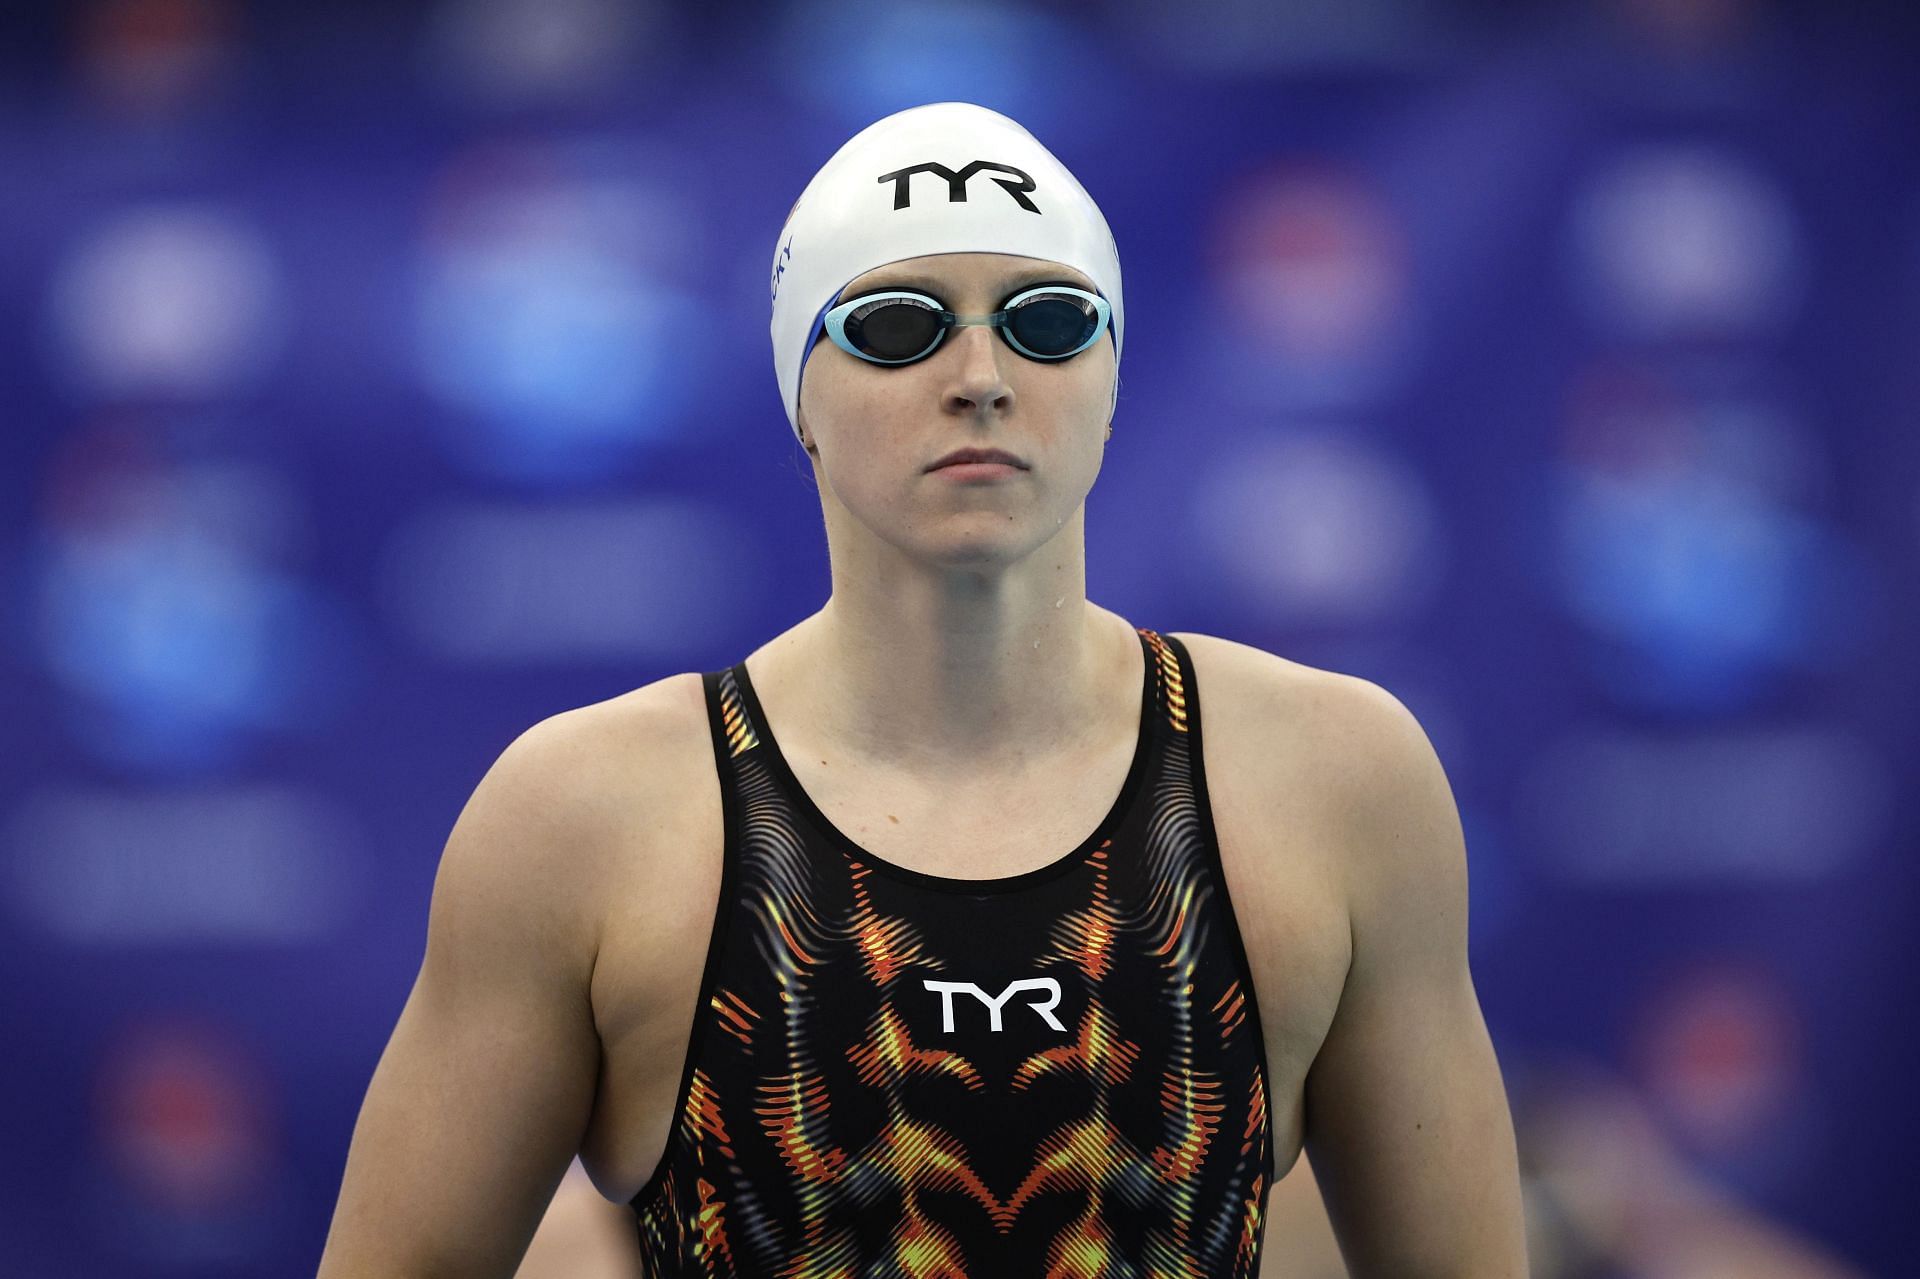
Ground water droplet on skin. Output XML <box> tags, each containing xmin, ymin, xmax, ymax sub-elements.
<box><xmin>1054</xmin><ymin>596</ymin><xmax>1063</xmax><ymax>608</ymax></box>
<box><xmin>1033</xmin><ymin>639</ymin><xmax>1040</xmax><ymax>649</ymax></box>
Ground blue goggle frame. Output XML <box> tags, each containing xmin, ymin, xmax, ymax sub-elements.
<box><xmin>817</xmin><ymin>283</ymin><xmax>1113</xmax><ymax>367</ymax></box>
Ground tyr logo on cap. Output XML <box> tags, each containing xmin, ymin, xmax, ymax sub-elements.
<box><xmin>771</xmin><ymin>233</ymin><xmax>793</xmax><ymax>303</ymax></box>
<box><xmin>876</xmin><ymin>161</ymin><xmax>1041</xmax><ymax>213</ymax></box>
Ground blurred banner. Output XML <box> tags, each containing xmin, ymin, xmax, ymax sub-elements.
<box><xmin>1</xmin><ymin>1</ymin><xmax>1913</xmax><ymax>1275</ymax></box>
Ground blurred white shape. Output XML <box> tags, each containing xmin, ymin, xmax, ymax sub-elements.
<box><xmin>420</xmin><ymin>0</ymin><xmax>665</xmax><ymax>104</ymax></box>
<box><xmin>1568</xmin><ymin>144</ymin><xmax>1802</xmax><ymax>338</ymax></box>
<box><xmin>5</xmin><ymin>786</ymin><xmax>357</xmax><ymax>944</ymax></box>
<box><xmin>46</xmin><ymin>205</ymin><xmax>286</xmax><ymax>398</ymax></box>
<box><xmin>1519</xmin><ymin>725</ymin><xmax>1887</xmax><ymax>882</ymax></box>
<box><xmin>376</xmin><ymin>498</ymin><xmax>758</xmax><ymax>661</ymax></box>
<box><xmin>1190</xmin><ymin>430</ymin><xmax>1443</xmax><ymax>624</ymax></box>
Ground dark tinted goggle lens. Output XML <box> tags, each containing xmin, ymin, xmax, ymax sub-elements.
<box><xmin>1006</xmin><ymin>293</ymin><xmax>1100</xmax><ymax>357</ymax></box>
<box><xmin>845</xmin><ymin>296</ymin><xmax>941</xmax><ymax>360</ymax></box>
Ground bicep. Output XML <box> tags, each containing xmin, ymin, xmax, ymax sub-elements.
<box><xmin>1300</xmin><ymin>680</ymin><xmax>1527</xmax><ymax>1278</ymax></box>
<box><xmin>319</xmin><ymin>719</ymin><xmax>608</xmax><ymax>1279</ymax></box>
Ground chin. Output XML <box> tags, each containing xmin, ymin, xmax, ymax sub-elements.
<box><xmin>917</xmin><ymin>539</ymin><xmax>1027</xmax><ymax>570</ymax></box>
<box><xmin>914</xmin><ymin>519</ymin><xmax>1072</xmax><ymax>570</ymax></box>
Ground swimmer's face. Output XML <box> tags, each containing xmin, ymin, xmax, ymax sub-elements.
<box><xmin>796</xmin><ymin>251</ymin><xmax>1116</xmax><ymax>570</ymax></box>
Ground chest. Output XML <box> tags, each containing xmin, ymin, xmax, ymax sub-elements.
<box><xmin>579</xmin><ymin>680</ymin><xmax>1352</xmax><ymax>1211</ymax></box>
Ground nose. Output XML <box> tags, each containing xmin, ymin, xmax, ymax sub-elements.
<box><xmin>943</xmin><ymin>321</ymin><xmax>1014</xmax><ymax>416</ymax></box>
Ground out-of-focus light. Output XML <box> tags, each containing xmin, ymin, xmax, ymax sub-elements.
<box><xmin>85</xmin><ymin>1015</ymin><xmax>297</xmax><ymax>1263</ymax></box>
<box><xmin>76</xmin><ymin>0</ymin><xmax>239</xmax><ymax>115</ymax></box>
<box><xmin>413</xmin><ymin>139</ymin><xmax>709</xmax><ymax>479</ymax></box>
<box><xmin>1518</xmin><ymin>724</ymin><xmax>1889</xmax><ymax>883</ymax></box>
<box><xmin>46</xmin><ymin>206</ymin><xmax>287</xmax><ymax>399</ymax></box>
<box><xmin>5</xmin><ymin>786</ymin><xmax>358</xmax><ymax>944</ymax></box>
<box><xmin>1204</xmin><ymin>164</ymin><xmax>1416</xmax><ymax>408</ymax></box>
<box><xmin>1559</xmin><ymin>362</ymin><xmax>1832</xmax><ymax>508</ymax></box>
<box><xmin>1113</xmin><ymin>0</ymin><xmax>1452</xmax><ymax>73</ymax></box>
<box><xmin>1544</xmin><ymin>363</ymin><xmax>1880</xmax><ymax>713</ymax></box>
<box><xmin>420</xmin><ymin>0</ymin><xmax>668</xmax><ymax>106</ymax></box>
<box><xmin>29</xmin><ymin>427</ymin><xmax>364</xmax><ymax>770</ymax></box>
<box><xmin>771</xmin><ymin>0</ymin><xmax>1105</xmax><ymax>136</ymax></box>
<box><xmin>375</xmin><ymin>497</ymin><xmax>761</xmax><ymax>662</ymax></box>
<box><xmin>1553</xmin><ymin>477</ymin><xmax>1829</xmax><ymax>703</ymax></box>
<box><xmin>1567</xmin><ymin>144</ymin><xmax>1802</xmax><ymax>340</ymax></box>
<box><xmin>1189</xmin><ymin>429</ymin><xmax>1443</xmax><ymax>625</ymax></box>
<box><xmin>1628</xmin><ymin>958</ymin><xmax>1802</xmax><ymax>1157</ymax></box>
<box><xmin>1609</xmin><ymin>0</ymin><xmax>1758</xmax><ymax>55</ymax></box>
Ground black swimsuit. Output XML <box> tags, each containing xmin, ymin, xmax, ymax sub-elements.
<box><xmin>631</xmin><ymin>627</ymin><xmax>1275</xmax><ymax>1277</ymax></box>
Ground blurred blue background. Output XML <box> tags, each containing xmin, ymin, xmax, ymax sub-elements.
<box><xmin>2</xmin><ymin>0</ymin><xmax>1914</xmax><ymax>1275</ymax></box>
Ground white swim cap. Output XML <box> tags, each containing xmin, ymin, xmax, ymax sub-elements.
<box><xmin>770</xmin><ymin>101</ymin><xmax>1124</xmax><ymax>444</ymax></box>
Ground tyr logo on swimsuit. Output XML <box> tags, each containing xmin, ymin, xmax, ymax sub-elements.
<box><xmin>922</xmin><ymin>977</ymin><xmax>1066</xmax><ymax>1033</ymax></box>
<box><xmin>876</xmin><ymin>161</ymin><xmax>1041</xmax><ymax>213</ymax></box>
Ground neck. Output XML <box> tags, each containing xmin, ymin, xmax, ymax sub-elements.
<box><xmin>746</xmin><ymin>511</ymin><xmax>1135</xmax><ymax>775</ymax></box>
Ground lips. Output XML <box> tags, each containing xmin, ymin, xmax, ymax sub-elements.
<box><xmin>929</xmin><ymin>448</ymin><xmax>1027</xmax><ymax>471</ymax></box>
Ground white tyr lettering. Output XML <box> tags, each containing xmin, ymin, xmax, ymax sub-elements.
<box><xmin>922</xmin><ymin>977</ymin><xmax>1066</xmax><ymax>1033</ymax></box>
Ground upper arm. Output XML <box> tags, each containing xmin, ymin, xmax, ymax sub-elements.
<box><xmin>1301</xmin><ymin>678</ymin><xmax>1528</xmax><ymax>1278</ymax></box>
<box><xmin>318</xmin><ymin>713</ymin><xmax>615</xmax><ymax>1279</ymax></box>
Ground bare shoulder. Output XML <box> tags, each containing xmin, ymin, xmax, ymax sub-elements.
<box><xmin>1164</xmin><ymin>631</ymin><xmax>1408</xmax><ymax>753</ymax></box>
<box><xmin>473</xmin><ymin>673</ymin><xmax>715</xmax><ymax>919</ymax></box>
<box><xmin>538</xmin><ymin>671</ymin><xmax>713</xmax><ymax>798</ymax></box>
<box><xmin>1163</xmin><ymin>631</ymin><xmax>1440</xmax><ymax>833</ymax></box>
<box><xmin>546</xmin><ymin>669</ymin><xmax>715</xmax><ymax>826</ymax></box>
<box><xmin>1164</xmin><ymin>629</ymin><xmax>1352</xmax><ymax>698</ymax></box>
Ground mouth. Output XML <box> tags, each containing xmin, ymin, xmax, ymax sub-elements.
<box><xmin>928</xmin><ymin>448</ymin><xmax>1028</xmax><ymax>472</ymax></box>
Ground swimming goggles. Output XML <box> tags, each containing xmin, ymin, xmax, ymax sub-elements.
<box><xmin>818</xmin><ymin>283</ymin><xmax>1112</xmax><ymax>366</ymax></box>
